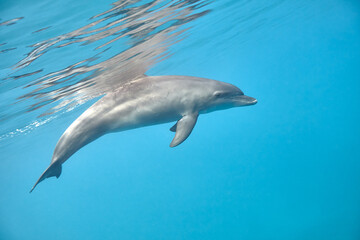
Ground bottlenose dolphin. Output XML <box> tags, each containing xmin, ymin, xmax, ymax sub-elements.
<box><xmin>30</xmin><ymin>75</ymin><xmax>257</xmax><ymax>192</ymax></box>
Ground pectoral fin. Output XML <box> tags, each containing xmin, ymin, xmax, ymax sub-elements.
<box><xmin>170</xmin><ymin>113</ymin><xmax>198</xmax><ymax>147</ymax></box>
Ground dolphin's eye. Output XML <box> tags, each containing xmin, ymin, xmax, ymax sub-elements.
<box><xmin>214</xmin><ymin>91</ymin><xmax>224</xmax><ymax>98</ymax></box>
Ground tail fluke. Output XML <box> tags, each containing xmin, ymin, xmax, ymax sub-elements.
<box><xmin>30</xmin><ymin>163</ymin><xmax>62</xmax><ymax>193</ymax></box>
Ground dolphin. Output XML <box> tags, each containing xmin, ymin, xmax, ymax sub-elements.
<box><xmin>30</xmin><ymin>75</ymin><xmax>257</xmax><ymax>192</ymax></box>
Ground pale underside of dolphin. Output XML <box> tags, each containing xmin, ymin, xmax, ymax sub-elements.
<box><xmin>30</xmin><ymin>75</ymin><xmax>257</xmax><ymax>192</ymax></box>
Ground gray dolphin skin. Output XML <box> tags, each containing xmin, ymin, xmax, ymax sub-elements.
<box><xmin>30</xmin><ymin>75</ymin><xmax>257</xmax><ymax>192</ymax></box>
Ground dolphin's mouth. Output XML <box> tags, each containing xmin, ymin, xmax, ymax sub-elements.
<box><xmin>233</xmin><ymin>95</ymin><xmax>257</xmax><ymax>106</ymax></box>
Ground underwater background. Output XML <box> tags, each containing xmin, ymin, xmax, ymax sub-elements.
<box><xmin>1</xmin><ymin>0</ymin><xmax>360</xmax><ymax>239</ymax></box>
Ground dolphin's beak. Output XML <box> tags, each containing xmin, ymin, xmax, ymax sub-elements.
<box><xmin>236</xmin><ymin>95</ymin><xmax>257</xmax><ymax>106</ymax></box>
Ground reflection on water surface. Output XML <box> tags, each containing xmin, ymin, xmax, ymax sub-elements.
<box><xmin>0</xmin><ymin>0</ymin><xmax>211</xmax><ymax>140</ymax></box>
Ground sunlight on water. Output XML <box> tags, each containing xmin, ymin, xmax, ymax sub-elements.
<box><xmin>0</xmin><ymin>0</ymin><xmax>304</xmax><ymax>144</ymax></box>
<box><xmin>0</xmin><ymin>0</ymin><xmax>212</xmax><ymax>140</ymax></box>
<box><xmin>0</xmin><ymin>0</ymin><xmax>292</xmax><ymax>142</ymax></box>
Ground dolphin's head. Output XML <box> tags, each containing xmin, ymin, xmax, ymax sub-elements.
<box><xmin>200</xmin><ymin>81</ymin><xmax>257</xmax><ymax>113</ymax></box>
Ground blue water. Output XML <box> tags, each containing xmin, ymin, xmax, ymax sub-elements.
<box><xmin>1</xmin><ymin>0</ymin><xmax>360</xmax><ymax>239</ymax></box>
